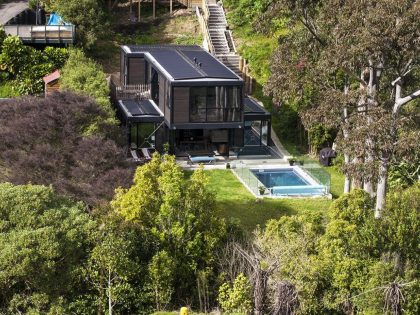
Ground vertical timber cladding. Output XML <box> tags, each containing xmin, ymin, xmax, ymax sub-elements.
<box><xmin>127</xmin><ymin>57</ymin><xmax>145</xmax><ymax>84</ymax></box>
<box><xmin>173</xmin><ymin>87</ymin><xmax>190</xmax><ymax>123</ymax></box>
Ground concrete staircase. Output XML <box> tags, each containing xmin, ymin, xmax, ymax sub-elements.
<box><xmin>205</xmin><ymin>3</ymin><xmax>241</xmax><ymax>74</ymax></box>
<box><xmin>217</xmin><ymin>54</ymin><xmax>241</xmax><ymax>75</ymax></box>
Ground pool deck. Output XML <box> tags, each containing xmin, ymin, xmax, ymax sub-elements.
<box><xmin>177</xmin><ymin>156</ymin><xmax>288</xmax><ymax>170</ymax></box>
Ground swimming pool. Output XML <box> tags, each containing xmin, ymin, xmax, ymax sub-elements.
<box><xmin>251</xmin><ymin>168</ymin><xmax>327</xmax><ymax>196</ymax></box>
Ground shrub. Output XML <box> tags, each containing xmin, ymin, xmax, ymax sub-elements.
<box><xmin>0</xmin><ymin>92</ymin><xmax>133</xmax><ymax>206</ymax></box>
<box><xmin>218</xmin><ymin>273</ymin><xmax>253</xmax><ymax>314</ymax></box>
<box><xmin>60</xmin><ymin>49</ymin><xmax>115</xmax><ymax>122</ymax></box>
<box><xmin>0</xmin><ymin>36</ymin><xmax>68</xmax><ymax>95</ymax></box>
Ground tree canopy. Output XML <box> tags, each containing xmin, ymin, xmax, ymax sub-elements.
<box><xmin>261</xmin><ymin>0</ymin><xmax>420</xmax><ymax>213</ymax></box>
<box><xmin>0</xmin><ymin>183</ymin><xmax>95</xmax><ymax>313</ymax></box>
<box><xmin>60</xmin><ymin>49</ymin><xmax>114</xmax><ymax>120</ymax></box>
<box><xmin>0</xmin><ymin>92</ymin><xmax>133</xmax><ymax>206</ymax></box>
<box><xmin>112</xmin><ymin>154</ymin><xmax>226</xmax><ymax>309</ymax></box>
<box><xmin>0</xmin><ymin>35</ymin><xmax>68</xmax><ymax>95</ymax></box>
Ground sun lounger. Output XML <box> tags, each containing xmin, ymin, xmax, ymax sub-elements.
<box><xmin>141</xmin><ymin>148</ymin><xmax>152</xmax><ymax>160</ymax></box>
<box><xmin>188</xmin><ymin>154</ymin><xmax>216</xmax><ymax>165</ymax></box>
<box><xmin>130</xmin><ymin>149</ymin><xmax>141</xmax><ymax>162</ymax></box>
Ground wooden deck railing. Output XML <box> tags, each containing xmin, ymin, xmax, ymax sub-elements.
<box><xmin>3</xmin><ymin>24</ymin><xmax>75</xmax><ymax>44</ymax></box>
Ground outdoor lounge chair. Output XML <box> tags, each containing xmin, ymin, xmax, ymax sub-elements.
<box><xmin>141</xmin><ymin>148</ymin><xmax>152</xmax><ymax>160</ymax></box>
<box><xmin>187</xmin><ymin>154</ymin><xmax>216</xmax><ymax>165</ymax></box>
<box><xmin>130</xmin><ymin>149</ymin><xmax>141</xmax><ymax>162</ymax></box>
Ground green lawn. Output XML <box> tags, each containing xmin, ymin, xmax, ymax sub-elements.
<box><xmin>204</xmin><ymin>170</ymin><xmax>334</xmax><ymax>232</ymax></box>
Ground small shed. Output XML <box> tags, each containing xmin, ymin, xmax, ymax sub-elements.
<box><xmin>43</xmin><ymin>70</ymin><xmax>60</xmax><ymax>96</ymax></box>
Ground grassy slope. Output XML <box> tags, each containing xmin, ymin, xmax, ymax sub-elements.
<box><xmin>205</xmin><ymin>170</ymin><xmax>332</xmax><ymax>232</ymax></box>
<box><xmin>92</xmin><ymin>6</ymin><xmax>202</xmax><ymax>74</ymax></box>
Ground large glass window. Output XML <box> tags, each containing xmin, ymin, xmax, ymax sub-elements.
<box><xmin>190</xmin><ymin>87</ymin><xmax>207</xmax><ymax>122</ymax></box>
<box><xmin>151</xmin><ymin>69</ymin><xmax>159</xmax><ymax>104</ymax></box>
<box><xmin>130</xmin><ymin>123</ymin><xmax>156</xmax><ymax>148</ymax></box>
<box><xmin>190</xmin><ymin>86</ymin><xmax>242</xmax><ymax>122</ymax></box>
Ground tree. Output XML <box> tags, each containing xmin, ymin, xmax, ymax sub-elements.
<box><xmin>252</xmin><ymin>188</ymin><xmax>419</xmax><ymax>314</ymax></box>
<box><xmin>0</xmin><ymin>92</ymin><xmax>133</xmax><ymax>206</ymax></box>
<box><xmin>0</xmin><ymin>183</ymin><xmax>95</xmax><ymax>313</ymax></box>
<box><xmin>85</xmin><ymin>222</ymin><xmax>139</xmax><ymax>315</ymax></box>
<box><xmin>112</xmin><ymin>154</ymin><xmax>226</xmax><ymax>307</ymax></box>
<box><xmin>261</xmin><ymin>0</ymin><xmax>420</xmax><ymax>213</ymax></box>
<box><xmin>60</xmin><ymin>49</ymin><xmax>115</xmax><ymax>121</ymax></box>
<box><xmin>0</xmin><ymin>36</ymin><xmax>68</xmax><ymax>95</ymax></box>
<box><xmin>42</xmin><ymin>0</ymin><xmax>108</xmax><ymax>48</ymax></box>
<box><xmin>148</xmin><ymin>250</ymin><xmax>175</xmax><ymax>311</ymax></box>
<box><xmin>218</xmin><ymin>273</ymin><xmax>253</xmax><ymax>314</ymax></box>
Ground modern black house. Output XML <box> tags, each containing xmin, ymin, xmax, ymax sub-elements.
<box><xmin>112</xmin><ymin>45</ymin><xmax>271</xmax><ymax>157</ymax></box>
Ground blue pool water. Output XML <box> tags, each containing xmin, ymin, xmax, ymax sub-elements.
<box><xmin>252</xmin><ymin>168</ymin><xmax>326</xmax><ymax>196</ymax></box>
<box><xmin>253</xmin><ymin>169</ymin><xmax>309</xmax><ymax>187</ymax></box>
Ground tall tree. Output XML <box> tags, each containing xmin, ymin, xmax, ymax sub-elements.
<box><xmin>261</xmin><ymin>0</ymin><xmax>420</xmax><ymax>214</ymax></box>
<box><xmin>0</xmin><ymin>183</ymin><xmax>95</xmax><ymax>313</ymax></box>
<box><xmin>112</xmin><ymin>154</ymin><xmax>226</xmax><ymax>307</ymax></box>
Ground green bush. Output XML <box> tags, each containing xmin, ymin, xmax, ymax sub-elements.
<box><xmin>218</xmin><ymin>273</ymin><xmax>252</xmax><ymax>314</ymax></box>
<box><xmin>44</xmin><ymin>0</ymin><xmax>108</xmax><ymax>48</ymax></box>
<box><xmin>0</xmin><ymin>36</ymin><xmax>68</xmax><ymax>95</ymax></box>
<box><xmin>60</xmin><ymin>49</ymin><xmax>115</xmax><ymax>124</ymax></box>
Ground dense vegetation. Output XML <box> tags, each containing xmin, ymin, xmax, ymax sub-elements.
<box><xmin>0</xmin><ymin>1</ymin><xmax>418</xmax><ymax>314</ymax></box>
<box><xmin>0</xmin><ymin>31</ymin><xmax>68</xmax><ymax>96</ymax></box>
<box><xmin>0</xmin><ymin>155</ymin><xmax>229</xmax><ymax>314</ymax></box>
<box><xmin>0</xmin><ymin>92</ymin><xmax>132</xmax><ymax>206</ymax></box>
<box><xmin>60</xmin><ymin>49</ymin><xmax>114</xmax><ymax>120</ymax></box>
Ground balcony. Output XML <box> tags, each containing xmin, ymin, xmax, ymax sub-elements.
<box><xmin>3</xmin><ymin>24</ymin><xmax>75</xmax><ymax>44</ymax></box>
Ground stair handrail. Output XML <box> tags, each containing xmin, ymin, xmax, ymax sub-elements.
<box><xmin>196</xmin><ymin>6</ymin><xmax>215</xmax><ymax>55</ymax></box>
<box><xmin>225</xmin><ymin>29</ymin><xmax>237</xmax><ymax>53</ymax></box>
<box><xmin>202</xmin><ymin>0</ymin><xmax>210</xmax><ymax>21</ymax></box>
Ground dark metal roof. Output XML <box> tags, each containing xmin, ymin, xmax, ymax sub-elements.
<box><xmin>117</xmin><ymin>99</ymin><xmax>164</xmax><ymax>123</ymax></box>
<box><xmin>123</xmin><ymin>45</ymin><xmax>241</xmax><ymax>81</ymax></box>
<box><xmin>244</xmin><ymin>97</ymin><xmax>271</xmax><ymax>116</ymax></box>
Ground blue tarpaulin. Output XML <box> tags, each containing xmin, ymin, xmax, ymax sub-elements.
<box><xmin>47</xmin><ymin>13</ymin><xmax>71</xmax><ymax>25</ymax></box>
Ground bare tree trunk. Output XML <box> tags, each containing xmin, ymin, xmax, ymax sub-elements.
<box><xmin>351</xmin><ymin>157</ymin><xmax>363</xmax><ymax>189</ymax></box>
<box><xmin>363</xmin><ymin>60</ymin><xmax>382</xmax><ymax>197</ymax></box>
<box><xmin>108</xmin><ymin>270</ymin><xmax>113</xmax><ymax>315</ymax></box>
<box><xmin>253</xmin><ymin>270</ymin><xmax>268</xmax><ymax>315</ymax></box>
<box><xmin>374</xmin><ymin>80</ymin><xmax>420</xmax><ymax>215</ymax></box>
<box><xmin>342</xmin><ymin>84</ymin><xmax>351</xmax><ymax>194</ymax></box>
<box><xmin>344</xmin><ymin>153</ymin><xmax>351</xmax><ymax>193</ymax></box>
<box><xmin>375</xmin><ymin>155</ymin><xmax>389</xmax><ymax>218</ymax></box>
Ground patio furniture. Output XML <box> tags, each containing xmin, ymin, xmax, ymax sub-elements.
<box><xmin>187</xmin><ymin>154</ymin><xmax>216</xmax><ymax>165</ymax></box>
<box><xmin>141</xmin><ymin>148</ymin><xmax>152</xmax><ymax>160</ymax></box>
<box><xmin>130</xmin><ymin>149</ymin><xmax>141</xmax><ymax>162</ymax></box>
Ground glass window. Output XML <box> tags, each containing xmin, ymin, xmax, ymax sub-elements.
<box><xmin>130</xmin><ymin>124</ymin><xmax>137</xmax><ymax>148</ymax></box>
<box><xmin>151</xmin><ymin>69</ymin><xmax>159</xmax><ymax>104</ymax></box>
<box><xmin>190</xmin><ymin>87</ymin><xmax>207</xmax><ymax>122</ymax></box>
<box><xmin>262</xmin><ymin>120</ymin><xmax>268</xmax><ymax>146</ymax></box>
<box><xmin>189</xmin><ymin>86</ymin><xmax>242</xmax><ymax>122</ymax></box>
